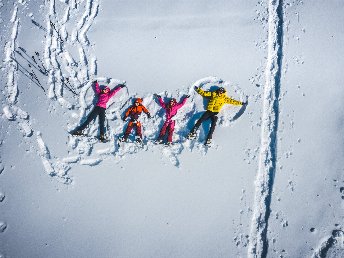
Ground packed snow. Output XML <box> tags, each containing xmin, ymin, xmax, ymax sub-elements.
<box><xmin>0</xmin><ymin>0</ymin><xmax>343</xmax><ymax>257</ymax></box>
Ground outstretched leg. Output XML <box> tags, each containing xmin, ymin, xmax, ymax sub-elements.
<box><xmin>158</xmin><ymin>121</ymin><xmax>169</xmax><ymax>141</ymax></box>
<box><xmin>98</xmin><ymin>107</ymin><xmax>106</xmax><ymax>136</ymax></box>
<box><xmin>206</xmin><ymin>114</ymin><xmax>218</xmax><ymax>142</ymax></box>
<box><xmin>190</xmin><ymin>111</ymin><xmax>213</xmax><ymax>133</ymax></box>
<box><xmin>136</xmin><ymin>122</ymin><xmax>142</xmax><ymax>139</ymax></box>
<box><xmin>74</xmin><ymin>106</ymin><xmax>100</xmax><ymax>133</ymax></box>
<box><xmin>167</xmin><ymin>121</ymin><xmax>175</xmax><ymax>143</ymax></box>
<box><xmin>123</xmin><ymin>121</ymin><xmax>134</xmax><ymax>140</ymax></box>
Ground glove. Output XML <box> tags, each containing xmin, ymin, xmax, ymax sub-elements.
<box><xmin>242</xmin><ymin>101</ymin><xmax>248</xmax><ymax>105</ymax></box>
<box><xmin>147</xmin><ymin>113</ymin><xmax>152</xmax><ymax>119</ymax></box>
<box><xmin>118</xmin><ymin>84</ymin><xmax>126</xmax><ymax>88</ymax></box>
<box><xmin>154</xmin><ymin>94</ymin><xmax>161</xmax><ymax>98</ymax></box>
<box><xmin>92</xmin><ymin>80</ymin><xmax>97</xmax><ymax>84</ymax></box>
<box><xmin>185</xmin><ymin>95</ymin><xmax>190</xmax><ymax>98</ymax></box>
<box><xmin>122</xmin><ymin>116</ymin><xmax>126</xmax><ymax>121</ymax></box>
<box><xmin>194</xmin><ymin>86</ymin><xmax>199</xmax><ymax>91</ymax></box>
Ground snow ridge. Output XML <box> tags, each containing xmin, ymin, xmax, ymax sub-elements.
<box><xmin>248</xmin><ymin>0</ymin><xmax>284</xmax><ymax>257</ymax></box>
<box><xmin>312</xmin><ymin>230</ymin><xmax>344</xmax><ymax>258</ymax></box>
<box><xmin>4</xmin><ymin>4</ymin><xmax>19</xmax><ymax>104</ymax></box>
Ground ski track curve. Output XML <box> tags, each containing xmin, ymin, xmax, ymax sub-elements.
<box><xmin>248</xmin><ymin>0</ymin><xmax>284</xmax><ymax>257</ymax></box>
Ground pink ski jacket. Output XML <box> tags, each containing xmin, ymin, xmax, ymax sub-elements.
<box><xmin>158</xmin><ymin>97</ymin><xmax>187</xmax><ymax>121</ymax></box>
<box><xmin>94</xmin><ymin>82</ymin><xmax>121</xmax><ymax>109</ymax></box>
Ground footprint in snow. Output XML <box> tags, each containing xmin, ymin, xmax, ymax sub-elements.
<box><xmin>0</xmin><ymin>222</ymin><xmax>7</xmax><ymax>233</ymax></box>
<box><xmin>0</xmin><ymin>192</ymin><xmax>5</xmax><ymax>202</ymax></box>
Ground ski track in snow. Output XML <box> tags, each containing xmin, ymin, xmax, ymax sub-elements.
<box><xmin>248</xmin><ymin>0</ymin><xmax>284</xmax><ymax>257</ymax></box>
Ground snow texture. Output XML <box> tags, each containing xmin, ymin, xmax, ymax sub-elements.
<box><xmin>1</xmin><ymin>0</ymin><xmax>343</xmax><ymax>257</ymax></box>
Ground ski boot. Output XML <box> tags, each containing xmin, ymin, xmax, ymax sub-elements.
<box><xmin>71</xmin><ymin>130</ymin><xmax>84</xmax><ymax>136</ymax></box>
<box><xmin>187</xmin><ymin>130</ymin><xmax>196</xmax><ymax>140</ymax></box>
<box><xmin>99</xmin><ymin>134</ymin><xmax>108</xmax><ymax>143</ymax></box>
<box><xmin>118</xmin><ymin>136</ymin><xmax>127</xmax><ymax>142</ymax></box>
<box><xmin>165</xmin><ymin>142</ymin><xmax>173</xmax><ymax>147</ymax></box>
<box><xmin>204</xmin><ymin>138</ymin><xmax>212</xmax><ymax>146</ymax></box>
<box><xmin>155</xmin><ymin>138</ymin><xmax>163</xmax><ymax>144</ymax></box>
<box><xmin>135</xmin><ymin>137</ymin><xmax>143</xmax><ymax>144</ymax></box>
<box><xmin>135</xmin><ymin>137</ymin><xmax>144</xmax><ymax>148</ymax></box>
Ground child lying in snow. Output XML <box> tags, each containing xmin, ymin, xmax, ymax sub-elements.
<box><xmin>154</xmin><ymin>94</ymin><xmax>189</xmax><ymax>145</ymax></box>
<box><xmin>120</xmin><ymin>98</ymin><xmax>151</xmax><ymax>144</ymax></box>
<box><xmin>72</xmin><ymin>80</ymin><xmax>126</xmax><ymax>142</ymax></box>
<box><xmin>187</xmin><ymin>86</ymin><xmax>245</xmax><ymax>145</ymax></box>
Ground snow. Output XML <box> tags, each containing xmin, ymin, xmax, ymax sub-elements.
<box><xmin>0</xmin><ymin>0</ymin><xmax>343</xmax><ymax>257</ymax></box>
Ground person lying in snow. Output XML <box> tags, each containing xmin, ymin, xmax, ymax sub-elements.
<box><xmin>120</xmin><ymin>98</ymin><xmax>151</xmax><ymax>144</ymax></box>
<box><xmin>71</xmin><ymin>80</ymin><xmax>126</xmax><ymax>142</ymax></box>
<box><xmin>187</xmin><ymin>86</ymin><xmax>246</xmax><ymax>145</ymax></box>
<box><xmin>154</xmin><ymin>94</ymin><xmax>189</xmax><ymax>145</ymax></box>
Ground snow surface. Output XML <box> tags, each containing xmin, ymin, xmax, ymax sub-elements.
<box><xmin>0</xmin><ymin>0</ymin><xmax>343</xmax><ymax>257</ymax></box>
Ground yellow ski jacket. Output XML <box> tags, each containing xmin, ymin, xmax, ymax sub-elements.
<box><xmin>196</xmin><ymin>87</ymin><xmax>243</xmax><ymax>112</ymax></box>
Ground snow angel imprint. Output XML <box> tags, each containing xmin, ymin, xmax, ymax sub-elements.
<box><xmin>72</xmin><ymin>80</ymin><xmax>126</xmax><ymax>142</ymax></box>
<box><xmin>120</xmin><ymin>98</ymin><xmax>151</xmax><ymax>144</ymax></box>
<box><xmin>187</xmin><ymin>86</ymin><xmax>246</xmax><ymax>145</ymax></box>
<box><xmin>154</xmin><ymin>93</ymin><xmax>189</xmax><ymax>145</ymax></box>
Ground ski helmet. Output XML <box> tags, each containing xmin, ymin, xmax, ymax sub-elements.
<box><xmin>169</xmin><ymin>98</ymin><xmax>177</xmax><ymax>105</ymax></box>
<box><xmin>102</xmin><ymin>86</ymin><xmax>110</xmax><ymax>93</ymax></box>
<box><xmin>135</xmin><ymin>98</ymin><xmax>143</xmax><ymax>104</ymax></box>
<box><xmin>217</xmin><ymin>87</ymin><xmax>226</xmax><ymax>93</ymax></box>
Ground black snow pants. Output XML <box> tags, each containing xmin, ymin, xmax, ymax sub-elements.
<box><xmin>77</xmin><ymin>106</ymin><xmax>106</xmax><ymax>135</ymax></box>
<box><xmin>191</xmin><ymin>110</ymin><xmax>218</xmax><ymax>141</ymax></box>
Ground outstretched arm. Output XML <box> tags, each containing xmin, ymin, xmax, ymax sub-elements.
<box><xmin>142</xmin><ymin>105</ymin><xmax>151</xmax><ymax>118</ymax></box>
<box><xmin>108</xmin><ymin>84</ymin><xmax>124</xmax><ymax>99</ymax></box>
<box><xmin>195</xmin><ymin>87</ymin><xmax>211</xmax><ymax>97</ymax></box>
<box><xmin>225</xmin><ymin>96</ymin><xmax>243</xmax><ymax>106</ymax></box>
<box><xmin>123</xmin><ymin>107</ymin><xmax>131</xmax><ymax>121</ymax></box>
<box><xmin>157</xmin><ymin>96</ymin><xmax>166</xmax><ymax>109</ymax></box>
<box><xmin>154</xmin><ymin>94</ymin><xmax>166</xmax><ymax>109</ymax></box>
<box><xmin>175</xmin><ymin>96</ymin><xmax>188</xmax><ymax>109</ymax></box>
<box><xmin>94</xmin><ymin>81</ymin><xmax>101</xmax><ymax>94</ymax></box>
